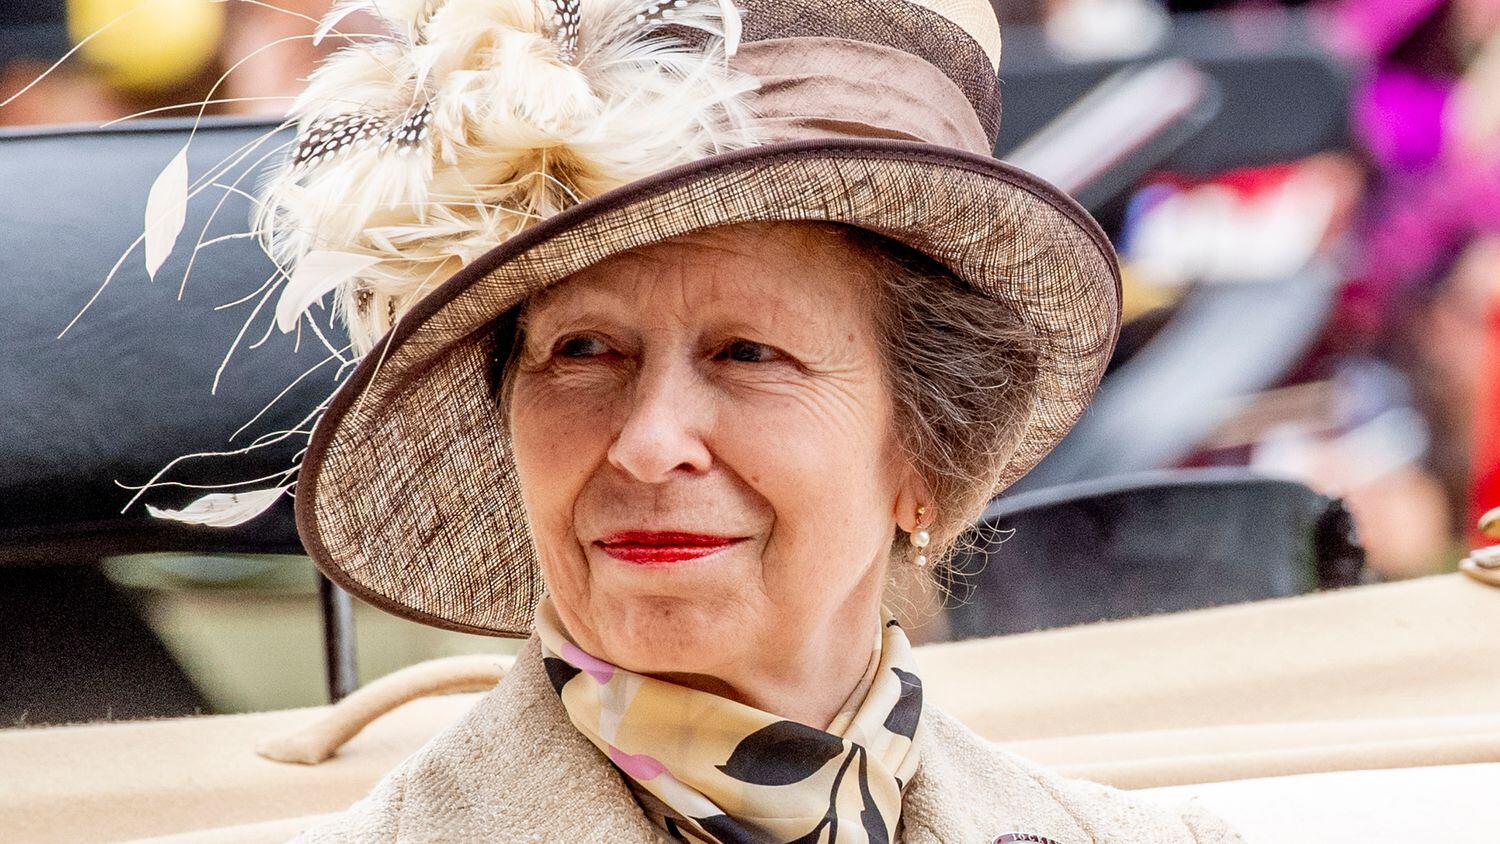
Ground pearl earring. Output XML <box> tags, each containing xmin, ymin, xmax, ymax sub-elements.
<box><xmin>910</xmin><ymin>505</ymin><xmax>930</xmax><ymax>567</ymax></box>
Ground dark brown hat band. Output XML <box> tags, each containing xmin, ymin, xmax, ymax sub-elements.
<box><xmin>731</xmin><ymin>37</ymin><xmax>992</xmax><ymax>155</ymax></box>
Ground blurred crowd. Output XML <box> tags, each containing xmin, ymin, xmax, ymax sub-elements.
<box><xmin>1104</xmin><ymin>0</ymin><xmax>1500</xmax><ymax>576</ymax></box>
<box><xmin>2</xmin><ymin>0</ymin><xmax>1497</xmax><ymax>580</ymax></box>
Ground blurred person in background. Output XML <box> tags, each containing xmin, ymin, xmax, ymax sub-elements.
<box><xmin>1335</xmin><ymin>0</ymin><xmax>1500</xmax><ymax>558</ymax></box>
<box><xmin>1084</xmin><ymin>0</ymin><xmax>1500</xmax><ymax>578</ymax></box>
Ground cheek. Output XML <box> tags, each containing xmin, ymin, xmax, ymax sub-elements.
<box><xmin>508</xmin><ymin>375</ymin><xmax>613</xmax><ymax>560</ymax></box>
<box><xmin>510</xmin><ymin>369</ymin><xmax>616</xmax><ymax>471</ymax></box>
<box><xmin>719</xmin><ymin>386</ymin><xmax>896</xmax><ymax>590</ymax></box>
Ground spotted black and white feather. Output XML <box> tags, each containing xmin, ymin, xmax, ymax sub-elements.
<box><xmin>379</xmin><ymin>103</ymin><xmax>434</xmax><ymax>155</ymax></box>
<box><xmin>547</xmin><ymin>0</ymin><xmax>583</xmax><ymax>63</ymax></box>
<box><xmin>637</xmin><ymin>0</ymin><xmax>689</xmax><ymax>21</ymax></box>
<box><xmin>292</xmin><ymin>111</ymin><xmax>386</xmax><ymax>169</ymax></box>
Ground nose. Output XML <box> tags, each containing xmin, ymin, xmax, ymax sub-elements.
<box><xmin>606</xmin><ymin>361</ymin><xmax>712</xmax><ymax>483</ymax></box>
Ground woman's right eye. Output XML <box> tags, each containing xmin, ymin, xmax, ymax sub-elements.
<box><xmin>555</xmin><ymin>335</ymin><xmax>609</xmax><ymax>358</ymax></box>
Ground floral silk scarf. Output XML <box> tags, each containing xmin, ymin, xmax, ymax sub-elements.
<box><xmin>534</xmin><ymin>597</ymin><xmax>925</xmax><ymax>844</ymax></box>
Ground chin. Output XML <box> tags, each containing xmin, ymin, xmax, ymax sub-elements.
<box><xmin>593</xmin><ymin>593</ymin><xmax>743</xmax><ymax>676</ymax></box>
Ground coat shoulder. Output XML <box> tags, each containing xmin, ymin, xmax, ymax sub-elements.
<box><xmin>903</xmin><ymin>707</ymin><xmax>1243</xmax><ymax>844</ymax></box>
<box><xmin>997</xmin><ymin>745</ymin><xmax>1243</xmax><ymax>844</ymax></box>
<box><xmin>288</xmin><ymin>638</ymin><xmax>663</xmax><ymax>843</ymax></box>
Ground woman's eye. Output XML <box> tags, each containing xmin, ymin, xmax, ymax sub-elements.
<box><xmin>717</xmin><ymin>339</ymin><xmax>780</xmax><ymax>363</ymax></box>
<box><xmin>555</xmin><ymin>335</ymin><xmax>609</xmax><ymax>358</ymax></box>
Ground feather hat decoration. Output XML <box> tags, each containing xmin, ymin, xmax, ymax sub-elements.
<box><xmin>263</xmin><ymin>0</ymin><xmax>755</xmax><ymax>357</ymax></box>
<box><xmin>130</xmin><ymin>0</ymin><xmax>758</xmax><ymax>526</ymax></box>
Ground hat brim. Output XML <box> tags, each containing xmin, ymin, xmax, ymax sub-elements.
<box><xmin>295</xmin><ymin>138</ymin><xmax>1121</xmax><ymax>637</ymax></box>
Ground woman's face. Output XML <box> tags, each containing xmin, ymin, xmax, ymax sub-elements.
<box><xmin>508</xmin><ymin>222</ymin><xmax>924</xmax><ymax>693</ymax></box>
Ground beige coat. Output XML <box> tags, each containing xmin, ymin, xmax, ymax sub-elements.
<box><xmin>293</xmin><ymin>638</ymin><xmax>1242</xmax><ymax>843</ymax></box>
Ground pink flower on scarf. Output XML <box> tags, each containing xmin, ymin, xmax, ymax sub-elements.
<box><xmin>608</xmin><ymin>745</ymin><xmax>667</xmax><ymax>781</ymax></box>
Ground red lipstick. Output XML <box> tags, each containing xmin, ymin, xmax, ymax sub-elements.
<box><xmin>595</xmin><ymin>531</ymin><xmax>743</xmax><ymax>564</ymax></box>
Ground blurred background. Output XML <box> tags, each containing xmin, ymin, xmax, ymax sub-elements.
<box><xmin>1</xmin><ymin>0</ymin><xmax>1498</xmax><ymax>726</ymax></box>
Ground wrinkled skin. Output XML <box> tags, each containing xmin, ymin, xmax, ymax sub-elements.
<box><xmin>508</xmin><ymin>222</ymin><xmax>928</xmax><ymax>728</ymax></box>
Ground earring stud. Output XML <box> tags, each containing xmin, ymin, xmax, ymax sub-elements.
<box><xmin>911</xmin><ymin>505</ymin><xmax>930</xmax><ymax>567</ymax></box>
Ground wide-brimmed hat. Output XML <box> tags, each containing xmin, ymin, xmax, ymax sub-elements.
<box><xmin>180</xmin><ymin>0</ymin><xmax>1121</xmax><ymax>636</ymax></box>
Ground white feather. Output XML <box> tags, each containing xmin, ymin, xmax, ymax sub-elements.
<box><xmin>718</xmin><ymin>0</ymin><xmax>742</xmax><ymax>56</ymax></box>
<box><xmin>353</xmin><ymin>0</ymin><xmax>439</xmax><ymax>43</ymax></box>
<box><xmin>313</xmin><ymin>0</ymin><xmax>371</xmax><ymax>45</ymax></box>
<box><xmin>144</xmin><ymin>144</ymin><xmax>189</xmax><ymax>280</ymax></box>
<box><xmin>147</xmin><ymin>487</ymin><xmax>287</xmax><ymax>527</ymax></box>
<box><xmin>276</xmin><ymin>251</ymin><xmax>383</xmax><ymax>333</ymax></box>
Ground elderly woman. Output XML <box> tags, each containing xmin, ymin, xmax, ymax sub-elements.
<box><xmin>153</xmin><ymin>0</ymin><xmax>1243</xmax><ymax>840</ymax></box>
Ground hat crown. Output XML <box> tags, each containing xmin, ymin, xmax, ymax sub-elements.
<box><xmin>727</xmin><ymin>0</ymin><xmax>1004</xmax><ymax>146</ymax></box>
<box><xmin>886</xmin><ymin>0</ymin><xmax>1002</xmax><ymax>67</ymax></box>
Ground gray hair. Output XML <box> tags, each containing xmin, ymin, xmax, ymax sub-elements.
<box><xmin>823</xmin><ymin>225</ymin><xmax>1039</xmax><ymax>579</ymax></box>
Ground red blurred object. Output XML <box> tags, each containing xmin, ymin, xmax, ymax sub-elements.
<box><xmin>1474</xmin><ymin>294</ymin><xmax>1500</xmax><ymax>545</ymax></box>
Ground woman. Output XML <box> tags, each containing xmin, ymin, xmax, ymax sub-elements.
<box><xmin>147</xmin><ymin>0</ymin><xmax>1244</xmax><ymax>839</ymax></box>
<box><xmin>294</xmin><ymin>222</ymin><xmax>1241</xmax><ymax>842</ymax></box>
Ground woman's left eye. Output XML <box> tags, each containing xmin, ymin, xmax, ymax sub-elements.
<box><xmin>715</xmin><ymin>339</ymin><xmax>781</xmax><ymax>364</ymax></box>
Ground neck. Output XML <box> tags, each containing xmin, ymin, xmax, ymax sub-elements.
<box><xmin>654</xmin><ymin>592</ymin><xmax>885</xmax><ymax>730</ymax></box>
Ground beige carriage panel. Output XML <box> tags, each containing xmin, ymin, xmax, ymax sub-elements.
<box><xmin>3</xmin><ymin>573</ymin><xmax>1496</xmax><ymax>843</ymax></box>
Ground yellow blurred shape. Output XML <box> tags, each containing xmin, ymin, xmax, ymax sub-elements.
<box><xmin>1118</xmin><ymin>262</ymin><xmax>1182</xmax><ymax>322</ymax></box>
<box><xmin>70</xmin><ymin>0</ymin><xmax>225</xmax><ymax>92</ymax></box>
<box><xmin>1480</xmin><ymin>506</ymin><xmax>1500</xmax><ymax>540</ymax></box>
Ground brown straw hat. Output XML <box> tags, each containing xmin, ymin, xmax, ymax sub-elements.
<box><xmin>243</xmin><ymin>0</ymin><xmax>1121</xmax><ymax>636</ymax></box>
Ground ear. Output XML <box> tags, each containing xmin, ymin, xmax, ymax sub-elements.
<box><xmin>893</xmin><ymin>465</ymin><xmax>932</xmax><ymax>533</ymax></box>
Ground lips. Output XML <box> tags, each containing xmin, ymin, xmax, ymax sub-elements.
<box><xmin>594</xmin><ymin>530</ymin><xmax>744</xmax><ymax>564</ymax></box>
